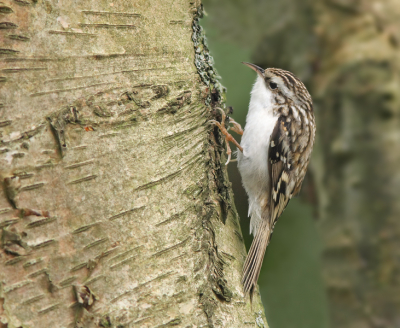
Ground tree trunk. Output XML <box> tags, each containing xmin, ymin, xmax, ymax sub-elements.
<box><xmin>312</xmin><ymin>1</ymin><xmax>400</xmax><ymax>327</ymax></box>
<box><xmin>0</xmin><ymin>1</ymin><xmax>267</xmax><ymax>327</ymax></box>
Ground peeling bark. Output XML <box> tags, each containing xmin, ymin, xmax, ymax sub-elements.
<box><xmin>0</xmin><ymin>1</ymin><xmax>267</xmax><ymax>327</ymax></box>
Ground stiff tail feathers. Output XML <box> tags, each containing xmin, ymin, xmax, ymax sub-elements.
<box><xmin>241</xmin><ymin>219</ymin><xmax>272</xmax><ymax>302</ymax></box>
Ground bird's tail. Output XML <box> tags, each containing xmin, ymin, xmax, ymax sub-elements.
<box><xmin>242</xmin><ymin>218</ymin><xmax>272</xmax><ymax>302</ymax></box>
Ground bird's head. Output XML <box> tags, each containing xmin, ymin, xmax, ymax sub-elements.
<box><xmin>242</xmin><ymin>62</ymin><xmax>312</xmax><ymax>109</ymax></box>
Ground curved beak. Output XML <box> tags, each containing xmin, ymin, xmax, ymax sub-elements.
<box><xmin>242</xmin><ymin>62</ymin><xmax>265</xmax><ymax>77</ymax></box>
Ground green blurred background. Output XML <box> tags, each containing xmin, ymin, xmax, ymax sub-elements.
<box><xmin>201</xmin><ymin>0</ymin><xmax>400</xmax><ymax>327</ymax></box>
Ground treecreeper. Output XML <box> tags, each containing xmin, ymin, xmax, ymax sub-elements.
<box><xmin>210</xmin><ymin>62</ymin><xmax>316</xmax><ymax>301</ymax></box>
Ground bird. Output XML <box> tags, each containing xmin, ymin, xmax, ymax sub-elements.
<box><xmin>209</xmin><ymin>62</ymin><xmax>316</xmax><ymax>302</ymax></box>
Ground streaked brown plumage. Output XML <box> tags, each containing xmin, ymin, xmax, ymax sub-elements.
<box><xmin>211</xmin><ymin>63</ymin><xmax>315</xmax><ymax>302</ymax></box>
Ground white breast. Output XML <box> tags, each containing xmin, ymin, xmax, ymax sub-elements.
<box><xmin>237</xmin><ymin>76</ymin><xmax>278</xmax><ymax>235</ymax></box>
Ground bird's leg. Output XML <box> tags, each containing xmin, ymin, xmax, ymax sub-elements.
<box><xmin>209</xmin><ymin>108</ymin><xmax>243</xmax><ymax>165</ymax></box>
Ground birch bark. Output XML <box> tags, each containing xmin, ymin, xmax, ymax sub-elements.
<box><xmin>0</xmin><ymin>1</ymin><xmax>267</xmax><ymax>327</ymax></box>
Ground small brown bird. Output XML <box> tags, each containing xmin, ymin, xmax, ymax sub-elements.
<box><xmin>210</xmin><ymin>63</ymin><xmax>316</xmax><ymax>301</ymax></box>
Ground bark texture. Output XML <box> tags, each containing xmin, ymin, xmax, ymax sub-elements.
<box><xmin>0</xmin><ymin>1</ymin><xmax>267</xmax><ymax>327</ymax></box>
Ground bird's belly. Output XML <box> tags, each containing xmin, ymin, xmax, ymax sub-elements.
<box><xmin>237</xmin><ymin>111</ymin><xmax>278</xmax><ymax>201</ymax></box>
<box><xmin>237</xmin><ymin>146</ymin><xmax>269</xmax><ymax>201</ymax></box>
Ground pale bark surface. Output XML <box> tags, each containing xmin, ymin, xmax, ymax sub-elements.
<box><xmin>0</xmin><ymin>1</ymin><xmax>267</xmax><ymax>327</ymax></box>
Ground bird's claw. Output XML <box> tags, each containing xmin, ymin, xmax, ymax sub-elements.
<box><xmin>209</xmin><ymin>108</ymin><xmax>243</xmax><ymax>165</ymax></box>
<box><xmin>229</xmin><ymin>118</ymin><xmax>244</xmax><ymax>136</ymax></box>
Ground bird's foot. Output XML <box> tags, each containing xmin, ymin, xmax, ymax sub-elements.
<box><xmin>229</xmin><ymin>117</ymin><xmax>244</xmax><ymax>136</ymax></box>
<box><xmin>209</xmin><ymin>108</ymin><xmax>243</xmax><ymax>165</ymax></box>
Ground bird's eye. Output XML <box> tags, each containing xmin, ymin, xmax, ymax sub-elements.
<box><xmin>269</xmin><ymin>82</ymin><xmax>278</xmax><ymax>90</ymax></box>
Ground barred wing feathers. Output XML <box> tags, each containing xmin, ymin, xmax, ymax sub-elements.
<box><xmin>242</xmin><ymin>115</ymin><xmax>295</xmax><ymax>300</ymax></box>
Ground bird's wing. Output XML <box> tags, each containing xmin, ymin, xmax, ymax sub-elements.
<box><xmin>242</xmin><ymin>115</ymin><xmax>296</xmax><ymax>301</ymax></box>
<box><xmin>268</xmin><ymin>115</ymin><xmax>296</xmax><ymax>225</ymax></box>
